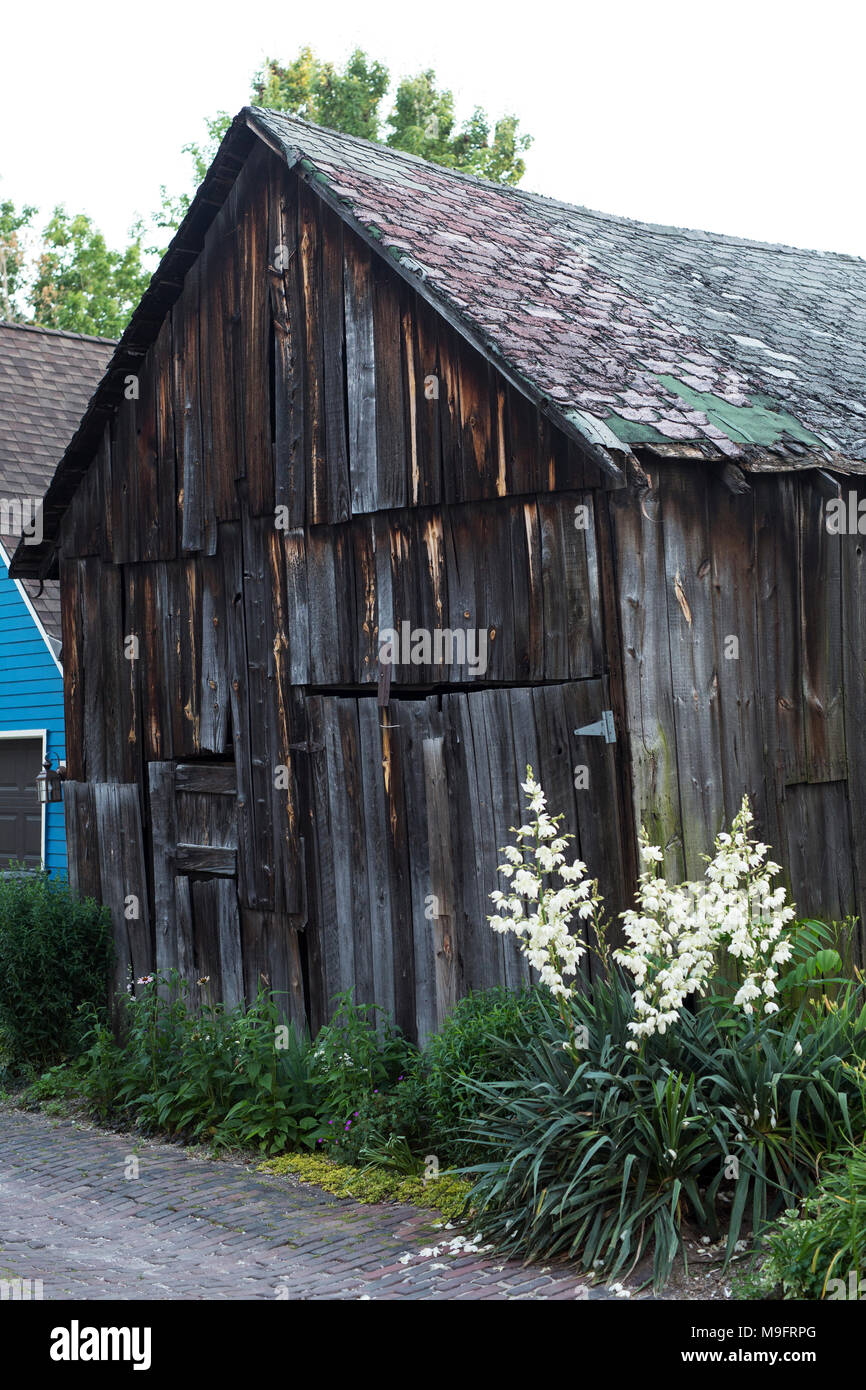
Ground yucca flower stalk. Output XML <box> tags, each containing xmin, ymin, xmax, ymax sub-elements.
<box><xmin>491</xmin><ymin>776</ymin><xmax>799</xmax><ymax>1057</ymax></box>
<box><xmin>488</xmin><ymin>766</ymin><xmax>604</xmax><ymax>1042</ymax></box>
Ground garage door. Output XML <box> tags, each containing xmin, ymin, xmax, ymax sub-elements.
<box><xmin>0</xmin><ymin>737</ymin><xmax>43</xmax><ymax>869</ymax></box>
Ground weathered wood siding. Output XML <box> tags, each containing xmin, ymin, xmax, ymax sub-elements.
<box><xmin>56</xmin><ymin>143</ymin><xmax>629</xmax><ymax>1036</ymax></box>
<box><xmin>613</xmin><ymin>463</ymin><xmax>865</xmax><ymax>958</ymax></box>
<box><xmin>304</xmin><ymin>681</ymin><xmax>627</xmax><ymax>1038</ymax></box>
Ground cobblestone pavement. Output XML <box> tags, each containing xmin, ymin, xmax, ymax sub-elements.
<box><xmin>0</xmin><ymin>1109</ymin><xmax>621</xmax><ymax>1300</ymax></box>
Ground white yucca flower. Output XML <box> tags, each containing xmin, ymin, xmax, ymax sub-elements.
<box><xmin>615</xmin><ymin>796</ymin><xmax>797</xmax><ymax>1043</ymax></box>
<box><xmin>488</xmin><ymin>765</ymin><xmax>601</xmax><ymax>1000</ymax></box>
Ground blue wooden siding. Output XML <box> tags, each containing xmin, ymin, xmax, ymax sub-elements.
<box><xmin>0</xmin><ymin>554</ymin><xmax>66</xmax><ymax>874</ymax></box>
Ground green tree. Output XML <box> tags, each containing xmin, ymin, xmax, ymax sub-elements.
<box><xmin>28</xmin><ymin>207</ymin><xmax>150</xmax><ymax>338</ymax></box>
<box><xmin>253</xmin><ymin>47</ymin><xmax>531</xmax><ymax>183</ymax></box>
<box><xmin>253</xmin><ymin>47</ymin><xmax>389</xmax><ymax>143</ymax></box>
<box><xmin>0</xmin><ymin>195</ymin><xmax>36</xmax><ymax>321</ymax></box>
<box><xmin>7</xmin><ymin>49</ymin><xmax>531</xmax><ymax>337</ymax></box>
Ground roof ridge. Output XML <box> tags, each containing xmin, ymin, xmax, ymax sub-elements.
<box><xmin>0</xmin><ymin>319</ymin><xmax>118</xmax><ymax>346</ymax></box>
<box><xmin>250</xmin><ymin>106</ymin><xmax>866</xmax><ymax>266</ymax></box>
<box><xmin>252</xmin><ymin>106</ymin><xmax>518</xmax><ymax>192</ymax></box>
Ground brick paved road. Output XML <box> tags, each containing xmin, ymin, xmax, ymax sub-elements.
<box><xmin>0</xmin><ymin>1109</ymin><xmax>621</xmax><ymax>1300</ymax></box>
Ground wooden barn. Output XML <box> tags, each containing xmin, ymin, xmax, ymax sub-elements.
<box><xmin>11</xmin><ymin>109</ymin><xmax>866</xmax><ymax>1037</ymax></box>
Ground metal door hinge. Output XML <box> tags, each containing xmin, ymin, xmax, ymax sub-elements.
<box><xmin>573</xmin><ymin>709</ymin><xmax>616</xmax><ymax>744</ymax></box>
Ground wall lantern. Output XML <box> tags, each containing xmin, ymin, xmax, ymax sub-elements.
<box><xmin>36</xmin><ymin>753</ymin><xmax>66</xmax><ymax>804</ymax></box>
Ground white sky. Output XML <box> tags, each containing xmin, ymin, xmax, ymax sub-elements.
<box><xmin>3</xmin><ymin>0</ymin><xmax>865</xmax><ymax>258</ymax></box>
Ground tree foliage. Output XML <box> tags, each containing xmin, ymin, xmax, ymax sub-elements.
<box><xmin>253</xmin><ymin>47</ymin><xmax>389</xmax><ymax>143</ymax></box>
<box><xmin>252</xmin><ymin>47</ymin><xmax>531</xmax><ymax>185</ymax></box>
<box><xmin>0</xmin><ymin>194</ymin><xmax>36</xmax><ymax>321</ymax></box>
<box><xmin>2</xmin><ymin>47</ymin><xmax>530</xmax><ymax>337</ymax></box>
<box><xmin>28</xmin><ymin>207</ymin><xmax>150</xmax><ymax>338</ymax></box>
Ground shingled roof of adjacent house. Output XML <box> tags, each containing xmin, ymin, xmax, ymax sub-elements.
<box><xmin>11</xmin><ymin>108</ymin><xmax>866</xmax><ymax>578</ymax></box>
<box><xmin>0</xmin><ymin>321</ymin><xmax>114</xmax><ymax>637</ymax></box>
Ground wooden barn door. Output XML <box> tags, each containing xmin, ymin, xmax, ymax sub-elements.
<box><xmin>147</xmin><ymin>761</ymin><xmax>244</xmax><ymax>1010</ymax></box>
<box><xmin>303</xmin><ymin>679</ymin><xmax>630</xmax><ymax>1041</ymax></box>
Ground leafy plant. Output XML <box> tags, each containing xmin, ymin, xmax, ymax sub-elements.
<box><xmin>62</xmin><ymin>974</ymin><xmax>330</xmax><ymax>1154</ymax></box>
<box><xmin>310</xmin><ymin>990</ymin><xmax>418</xmax><ymax>1163</ymax></box>
<box><xmin>775</xmin><ymin>917</ymin><xmax>850</xmax><ymax>1004</ymax></box>
<box><xmin>673</xmin><ymin>992</ymin><xmax>866</xmax><ymax>1260</ymax></box>
<box><xmin>737</xmin><ymin>1145</ymin><xmax>866</xmax><ymax>1299</ymax></box>
<box><xmin>358</xmin><ymin>1131</ymin><xmax>425</xmax><ymax>1177</ymax></box>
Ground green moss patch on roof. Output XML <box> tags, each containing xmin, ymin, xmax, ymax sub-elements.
<box><xmin>604</xmin><ymin>414</ymin><xmax>670</xmax><ymax>445</ymax></box>
<box><xmin>656</xmin><ymin>375</ymin><xmax>826</xmax><ymax>449</ymax></box>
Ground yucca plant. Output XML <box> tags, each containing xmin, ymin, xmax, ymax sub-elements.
<box><xmin>460</xmin><ymin>974</ymin><xmax>866</xmax><ymax>1290</ymax></box>
<box><xmin>673</xmin><ymin>994</ymin><xmax>866</xmax><ymax>1260</ymax></box>
<box><xmin>458</xmin><ymin>983</ymin><xmax>720</xmax><ymax>1288</ymax></box>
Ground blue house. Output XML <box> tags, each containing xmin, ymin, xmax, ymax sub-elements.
<box><xmin>0</xmin><ymin>322</ymin><xmax>112</xmax><ymax>873</ymax></box>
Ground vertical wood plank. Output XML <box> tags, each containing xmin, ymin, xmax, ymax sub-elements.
<box><xmin>358</xmin><ymin>698</ymin><xmax>397</xmax><ymax>1022</ymax></box>
<box><xmin>222</xmin><ymin>522</ymin><xmax>258</xmax><ymax>907</ymax></box>
<box><xmin>610</xmin><ymin>479</ymin><xmax>685</xmax><ymax>879</ymax></box>
<box><xmin>298</xmin><ymin>179</ymin><xmax>326</xmax><ymax>525</ymax></box>
<box><xmin>322</xmin><ymin>205</ymin><xmax>350</xmax><ymax>522</ymax></box>
<box><xmin>268</xmin><ymin>162</ymin><xmax>305</xmax><ymax>526</ymax></box>
<box><xmin>94</xmin><ymin>783</ymin><xmax>152</xmax><ymax>1001</ymax></box>
<box><xmin>660</xmin><ymin>466</ymin><xmax>725</xmax><ymax>879</ymax></box>
<box><xmin>799</xmin><ymin>476</ymin><xmax>846</xmax><ymax>781</ymax></box>
<box><xmin>173</xmin><ymin>258</ymin><xmax>205</xmax><ymax>554</ymax></box>
<box><xmin>372</xmin><ymin>258</ymin><xmax>408</xmax><ymax>510</ymax></box>
<box><xmin>841</xmin><ymin>485</ymin><xmax>866</xmax><ymax>964</ymax></box>
<box><xmin>343</xmin><ymin>230</ymin><xmax>378</xmax><ymax>515</ymax></box>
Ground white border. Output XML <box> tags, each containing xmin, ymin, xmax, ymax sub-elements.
<box><xmin>0</xmin><ymin>539</ymin><xmax>64</xmax><ymax>676</ymax></box>
<box><xmin>0</xmin><ymin>727</ymin><xmax>47</xmax><ymax>867</ymax></box>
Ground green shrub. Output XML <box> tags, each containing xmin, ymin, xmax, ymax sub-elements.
<box><xmin>418</xmin><ymin>986</ymin><xmax>547</xmax><ymax>1166</ymax></box>
<box><xmin>0</xmin><ymin>872</ymin><xmax>113</xmax><ymax>1076</ymax></box>
<box><xmin>310</xmin><ymin>986</ymin><xmax>548</xmax><ymax>1171</ymax></box>
<box><xmin>17</xmin><ymin>1059</ymin><xmax>84</xmax><ymax>1113</ymax></box>
<box><xmin>673</xmin><ymin>987</ymin><xmax>866</xmax><ymax>1249</ymax></box>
